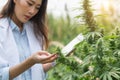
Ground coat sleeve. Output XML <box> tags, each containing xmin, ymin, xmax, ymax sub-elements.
<box><xmin>0</xmin><ymin>43</ymin><xmax>10</xmax><ymax>80</ymax></box>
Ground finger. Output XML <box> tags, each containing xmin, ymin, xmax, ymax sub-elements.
<box><xmin>41</xmin><ymin>54</ymin><xmax>56</xmax><ymax>61</ymax></box>
<box><xmin>38</xmin><ymin>51</ymin><xmax>51</xmax><ymax>56</ymax></box>
<box><xmin>40</xmin><ymin>54</ymin><xmax>57</xmax><ymax>63</ymax></box>
<box><xmin>41</xmin><ymin>54</ymin><xmax>58</xmax><ymax>63</ymax></box>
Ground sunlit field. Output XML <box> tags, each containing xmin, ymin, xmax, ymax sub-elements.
<box><xmin>0</xmin><ymin>0</ymin><xmax>120</xmax><ymax>80</ymax></box>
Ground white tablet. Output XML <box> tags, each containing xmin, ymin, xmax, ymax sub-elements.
<box><xmin>61</xmin><ymin>33</ymin><xmax>84</xmax><ymax>56</ymax></box>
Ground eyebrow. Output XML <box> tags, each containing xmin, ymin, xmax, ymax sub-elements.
<box><xmin>30</xmin><ymin>0</ymin><xmax>41</xmax><ymax>6</ymax></box>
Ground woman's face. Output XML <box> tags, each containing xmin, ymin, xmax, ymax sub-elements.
<box><xmin>13</xmin><ymin>0</ymin><xmax>42</xmax><ymax>23</ymax></box>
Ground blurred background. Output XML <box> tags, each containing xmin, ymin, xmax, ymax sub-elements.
<box><xmin>1</xmin><ymin>0</ymin><xmax>120</xmax><ymax>80</ymax></box>
<box><xmin>1</xmin><ymin>0</ymin><xmax>120</xmax><ymax>45</ymax></box>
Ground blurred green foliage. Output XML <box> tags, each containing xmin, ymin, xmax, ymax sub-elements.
<box><xmin>47</xmin><ymin>13</ymin><xmax>83</xmax><ymax>45</ymax></box>
<box><xmin>47</xmin><ymin>0</ymin><xmax>120</xmax><ymax>80</ymax></box>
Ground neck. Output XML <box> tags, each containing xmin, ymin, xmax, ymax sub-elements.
<box><xmin>11</xmin><ymin>14</ymin><xmax>23</xmax><ymax>31</ymax></box>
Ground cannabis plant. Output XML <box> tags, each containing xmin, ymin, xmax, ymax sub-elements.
<box><xmin>47</xmin><ymin>0</ymin><xmax>120</xmax><ymax>80</ymax></box>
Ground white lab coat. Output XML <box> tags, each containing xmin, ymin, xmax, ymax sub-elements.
<box><xmin>0</xmin><ymin>18</ymin><xmax>46</xmax><ymax>80</ymax></box>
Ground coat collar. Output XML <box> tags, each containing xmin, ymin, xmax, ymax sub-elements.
<box><xmin>0</xmin><ymin>17</ymin><xmax>42</xmax><ymax>51</ymax></box>
<box><xmin>0</xmin><ymin>18</ymin><xmax>10</xmax><ymax>29</ymax></box>
<box><xmin>0</xmin><ymin>18</ymin><xmax>45</xmax><ymax>80</ymax></box>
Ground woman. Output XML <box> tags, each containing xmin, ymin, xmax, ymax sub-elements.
<box><xmin>0</xmin><ymin>0</ymin><xmax>58</xmax><ymax>80</ymax></box>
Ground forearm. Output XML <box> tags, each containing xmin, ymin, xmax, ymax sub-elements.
<box><xmin>9</xmin><ymin>57</ymin><xmax>35</xmax><ymax>80</ymax></box>
<box><xmin>9</xmin><ymin>51</ymin><xmax>58</xmax><ymax>80</ymax></box>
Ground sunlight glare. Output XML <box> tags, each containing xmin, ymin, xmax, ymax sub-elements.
<box><xmin>93</xmin><ymin>0</ymin><xmax>114</xmax><ymax>13</ymax></box>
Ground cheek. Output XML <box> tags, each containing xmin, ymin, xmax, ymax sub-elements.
<box><xmin>14</xmin><ymin>1</ymin><xmax>30</xmax><ymax>22</ymax></box>
<box><xmin>15</xmin><ymin>1</ymin><xmax>29</xmax><ymax>15</ymax></box>
<box><xmin>20</xmin><ymin>2</ymin><xmax>29</xmax><ymax>13</ymax></box>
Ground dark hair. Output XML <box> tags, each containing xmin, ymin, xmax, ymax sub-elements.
<box><xmin>0</xmin><ymin>0</ymin><xmax>49</xmax><ymax>49</ymax></box>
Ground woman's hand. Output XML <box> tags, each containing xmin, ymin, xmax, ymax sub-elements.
<box><xmin>30</xmin><ymin>51</ymin><xmax>58</xmax><ymax>64</ymax></box>
<box><xmin>9</xmin><ymin>51</ymin><xmax>57</xmax><ymax>80</ymax></box>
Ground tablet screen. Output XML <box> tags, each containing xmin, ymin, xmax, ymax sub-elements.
<box><xmin>61</xmin><ymin>33</ymin><xmax>84</xmax><ymax>56</ymax></box>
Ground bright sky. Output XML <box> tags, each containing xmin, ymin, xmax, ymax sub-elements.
<box><xmin>47</xmin><ymin>0</ymin><xmax>80</xmax><ymax>18</ymax></box>
<box><xmin>0</xmin><ymin>0</ymin><xmax>118</xmax><ymax>18</ymax></box>
<box><xmin>0</xmin><ymin>0</ymin><xmax>80</xmax><ymax>18</ymax></box>
<box><xmin>0</xmin><ymin>0</ymin><xmax>7</xmax><ymax>9</ymax></box>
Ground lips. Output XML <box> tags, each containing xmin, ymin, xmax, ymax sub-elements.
<box><xmin>24</xmin><ymin>15</ymin><xmax>31</xmax><ymax>20</ymax></box>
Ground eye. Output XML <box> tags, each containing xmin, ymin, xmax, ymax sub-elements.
<box><xmin>36</xmin><ymin>7</ymin><xmax>40</xmax><ymax>10</ymax></box>
<box><xmin>27</xmin><ymin>2</ymin><xmax>33</xmax><ymax>6</ymax></box>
